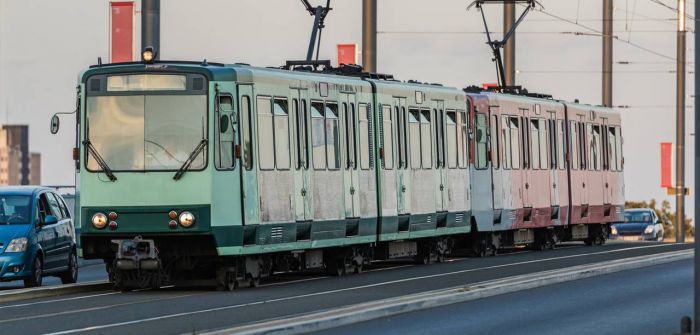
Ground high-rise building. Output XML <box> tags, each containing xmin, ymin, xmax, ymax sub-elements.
<box><xmin>0</xmin><ymin>125</ymin><xmax>41</xmax><ymax>186</ymax></box>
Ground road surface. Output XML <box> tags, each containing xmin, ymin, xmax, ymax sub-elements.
<box><xmin>0</xmin><ymin>242</ymin><xmax>688</xmax><ymax>335</ymax></box>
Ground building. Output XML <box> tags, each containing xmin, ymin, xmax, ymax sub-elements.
<box><xmin>0</xmin><ymin>125</ymin><xmax>41</xmax><ymax>186</ymax></box>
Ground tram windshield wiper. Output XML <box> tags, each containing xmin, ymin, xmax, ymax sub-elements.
<box><xmin>173</xmin><ymin>138</ymin><xmax>207</xmax><ymax>181</ymax></box>
<box><xmin>83</xmin><ymin>140</ymin><xmax>117</xmax><ymax>181</ymax></box>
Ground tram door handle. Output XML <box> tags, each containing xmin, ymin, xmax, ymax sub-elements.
<box><xmin>301</xmin><ymin>188</ymin><xmax>307</xmax><ymax>197</ymax></box>
<box><xmin>350</xmin><ymin>186</ymin><xmax>356</xmax><ymax>195</ymax></box>
<box><xmin>439</xmin><ymin>184</ymin><xmax>444</xmax><ymax>191</ymax></box>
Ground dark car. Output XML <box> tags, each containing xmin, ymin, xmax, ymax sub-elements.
<box><xmin>610</xmin><ymin>208</ymin><xmax>665</xmax><ymax>241</ymax></box>
<box><xmin>0</xmin><ymin>187</ymin><xmax>77</xmax><ymax>287</ymax></box>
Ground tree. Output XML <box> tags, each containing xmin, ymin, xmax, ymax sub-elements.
<box><xmin>625</xmin><ymin>199</ymin><xmax>694</xmax><ymax>237</ymax></box>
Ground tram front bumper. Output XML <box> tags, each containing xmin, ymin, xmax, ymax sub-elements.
<box><xmin>113</xmin><ymin>236</ymin><xmax>161</xmax><ymax>270</ymax></box>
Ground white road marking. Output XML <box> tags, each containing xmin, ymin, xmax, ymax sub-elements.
<box><xmin>0</xmin><ymin>292</ymin><xmax>120</xmax><ymax>310</ymax></box>
<box><xmin>41</xmin><ymin>243</ymin><xmax>681</xmax><ymax>335</ymax></box>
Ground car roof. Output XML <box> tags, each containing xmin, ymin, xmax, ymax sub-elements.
<box><xmin>625</xmin><ymin>208</ymin><xmax>653</xmax><ymax>213</ymax></box>
<box><xmin>0</xmin><ymin>186</ymin><xmax>53</xmax><ymax>197</ymax></box>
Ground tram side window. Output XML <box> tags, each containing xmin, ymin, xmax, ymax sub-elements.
<box><xmin>435</xmin><ymin>109</ymin><xmax>445</xmax><ymax>168</ymax></box>
<box><xmin>446</xmin><ymin>110</ymin><xmax>458</xmax><ymax>168</ymax></box>
<box><xmin>395</xmin><ymin>106</ymin><xmax>407</xmax><ymax>169</ymax></box>
<box><xmin>344</xmin><ymin>103</ymin><xmax>358</xmax><ymax>170</ymax></box>
<box><xmin>615</xmin><ymin>126</ymin><xmax>623</xmax><ymax>171</ymax></box>
<box><xmin>605</xmin><ymin>127</ymin><xmax>618</xmax><ymax>171</ymax></box>
<box><xmin>273</xmin><ymin>99</ymin><xmax>290</xmax><ymax>170</ymax></box>
<box><xmin>409</xmin><ymin>109</ymin><xmax>421</xmax><ymax>169</ymax></box>
<box><xmin>490</xmin><ymin>114</ymin><xmax>499</xmax><ymax>169</ymax></box>
<box><xmin>557</xmin><ymin>120</ymin><xmax>565</xmax><ymax>170</ymax></box>
<box><xmin>420</xmin><ymin>110</ymin><xmax>432</xmax><ymax>169</ymax></box>
<box><xmin>548</xmin><ymin>119</ymin><xmax>557</xmax><ymax>169</ymax></box>
<box><xmin>569</xmin><ymin>121</ymin><xmax>578</xmax><ymax>170</ymax></box>
<box><xmin>538</xmin><ymin>119</ymin><xmax>548</xmax><ymax>169</ymax></box>
<box><xmin>589</xmin><ymin>124</ymin><xmax>601</xmax><ymax>171</ymax></box>
<box><xmin>458</xmin><ymin>110</ymin><xmax>468</xmax><ymax>169</ymax></box>
<box><xmin>311</xmin><ymin>102</ymin><xmax>326</xmax><ymax>170</ymax></box>
<box><xmin>502</xmin><ymin>116</ymin><xmax>511</xmax><ymax>169</ymax></box>
<box><xmin>241</xmin><ymin>96</ymin><xmax>253</xmax><ymax>170</ymax></box>
<box><xmin>579</xmin><ymin>123</ymin><xmax>587</xmax><ymax>170</ymax></box>
<box><xmin>257</xmin><ymin>97</ymin><xmax>274</xmax><ymax>170</ymax></box>
<box><xmin>509</xmin><ymin>116</ymin><xmax>520</xmax><ymax>169</ymax></box>
<box><xmin>325</xmin><ymin>103</ymin><xmax>340</xmax><ymax>170</ymax></box>
<box><xmin>294</xmin><ymin>99</ymin><xmax>309</xmax><ymax>170</ymax></box>
<box><xmin>382</xmin><ymin>105</ymin><xmax>394</xmax><ymax>169</ymax></box>
<box><xmin>216</xmin><ymin>94</ymin><xmax>235</xmax><ymax>170</ymax></box>
<box><xmin>529</xmin><ymin>119</ymin><xmax>541</xmax><ymax>170</ymax></box>
<box><xmin>475</xmin><ymin>113</ymin><xmax>488</xmax><ymax>169</ymax></box>
<box><xmin>359</xmin><ymin>103</ymin><xmax>372</xmax><ymax>170</ymax></box>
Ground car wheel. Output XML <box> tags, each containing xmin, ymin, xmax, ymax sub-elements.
<box><xmin>24</xmin><ymin>257</ymin><xmax>43</xmax><ymax>288</ymax></box>
<box><xmin>60</xmin><ymin>252</ymin><xmax>78</xmax><ymax>284</ymax></box>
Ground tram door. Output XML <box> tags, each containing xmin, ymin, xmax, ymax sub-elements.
<box><xmin>341</xmin><ymin>93</ymin><xmax>361</xmax><ymax>218</ymax></box>
<box><xmin>237</xmin><ymin>84</ymin><xmax>260</xmax><ymax>225</ymax></box>
<box><xmin>432</xmin><ymin>101</ymin><xmax>447</xmax><ymax>212</ymax></box>
<box><xmin>292</xmin><ymin>89</ymin><xmax>312</xmax><ymax>221</ymax></box>
<box><xmin>393</xmin><ymin>97</ymin><xmax>409</xmax><ymax>215</ymax></box>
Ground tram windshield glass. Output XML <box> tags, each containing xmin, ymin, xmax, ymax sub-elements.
<box><xmin>86</xmin><ymin>88</ymin><xmax>207</xmax><ymax>172</ymax></box>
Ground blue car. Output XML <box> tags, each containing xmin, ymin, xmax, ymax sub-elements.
<box><xmin>0</xmin><ymin>187</ymin><xmax>77</xmax><ymax>287</ymax></box>
<box><xmin>610</xmin><ymin>208</ymin><xmax>665</xmax><ymax>241</ymax></box>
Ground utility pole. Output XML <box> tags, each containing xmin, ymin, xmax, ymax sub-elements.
<box><xmin>602</xmin><ymin>0</ymin><xmax>613</xmax><ymax>107</ymax></box>
<box><xmin>362</xmin><ymin>0</ymin><xmax>377</xmax><ymax>73</ymax></box>
<box><xmin>142</xmin><ymin>0</ymin><xmax>160</xmax><ymax>59</ymax></box>
<box><xmin>694</xmin><ymin>0</ymin><xmax>699</xmax><ymax>328</ymax></box>
<box><xmin>503</xmin><ymin>2</ymin><xmax>515</xmax><ymax>86</ymax></box>
<box><xmin>676</xmin><ymin>0</ymin><xmax>686</xmax><ymax>243</ymax></box>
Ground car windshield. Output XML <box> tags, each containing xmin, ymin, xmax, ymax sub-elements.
<box><xmin>85</xmin><ymin>75</ymin><xmax>207</xmax><ymax>172</ymax></box>
<box><xmin>624</xmin><ymin>211</ymin><xmax>653</xmax><ymax>223</ymax></box>
<box><xmin>0</xmin><ymin>195</ymin><xmax>31</xmax><ymax>225</ymax></box>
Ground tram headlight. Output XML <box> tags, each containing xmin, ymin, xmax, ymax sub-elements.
<box><xmin>142</xmin><ymin>46</ymin><xmax>156</xmax><ymax>63</ymax></box>
<box><xmin>92</xmin><ymin>213</ymin><xmax>108</xmax><ymax>229</ymax></box>
<box><xmin>178</xmin><ymin>211</ymin><xmax>195</xmax><ymax>228</ymax></box>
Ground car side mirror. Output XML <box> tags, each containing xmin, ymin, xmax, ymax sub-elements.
<box><xmin>43</xmin><ymin>215</ymin><xmax>58</xmax><ymax>225</ymax></box>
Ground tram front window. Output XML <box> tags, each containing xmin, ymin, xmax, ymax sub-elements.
<box><xmin>86</xmin><ymin>94</ymin><xmax>207</xmax><ymax>171</ymax></box>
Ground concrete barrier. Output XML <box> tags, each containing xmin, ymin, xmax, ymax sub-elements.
<box><xmin>204</xmin><ymin>249</ymin><xmax>692</xmax><ymax>335</ymax></box>
<box><xmin>0</xmin><ymin>281</ymin><xmax>111</xmax><ymax>303</ymax></box>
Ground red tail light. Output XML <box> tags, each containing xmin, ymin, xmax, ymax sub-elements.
<box><xmin>168</xmin><ymin>220</ymin><xmax>178</xmax><ymax>229</ymax></box>
<box><xmin>108</xmin><ymin>221</ymin><xmax>118</xmax><ymax>230</ymax></box>
<box><xmin>108</xmin><ymin>212</ymin><xmax>118</xmax><ymax>220</ymax></box>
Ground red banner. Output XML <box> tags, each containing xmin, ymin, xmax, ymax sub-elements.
<box><xmin>337</xmin><ymin>44</ymin><xmax>358</xmax><ymax>66</ymax></box>
<box><xmin>111</xmin><ymin>2</ymin><xmax>133</xmax><ymax>63</ymax></box>
<box><xmin>661</xmin><ymin>142</ymin><xmax>673</xmax><ymax>188</ymax></box>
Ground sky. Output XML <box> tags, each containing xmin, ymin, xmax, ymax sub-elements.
<box><xmin>0</xmin><ymin>0</ymin><xmax>696</xmax><ymax>220</ymax></box>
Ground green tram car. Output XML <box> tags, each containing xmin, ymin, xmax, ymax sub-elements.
<box><xmin>72</xmin><ymin>60</ymin><xmax>473</xmax><ymax>290</ymax></box>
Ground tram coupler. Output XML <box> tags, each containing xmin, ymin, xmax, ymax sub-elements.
<box><xmin>112</xmin><ymin>236</ymin><xmax>161</xmax><ymax>271</ymax></box>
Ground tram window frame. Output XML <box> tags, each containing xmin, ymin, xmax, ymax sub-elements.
<box><xmin>256</xmin><ymin>96</ymin><xmax>275</xmax><ymax>171</ymax></box>
<box><xmin>359</xmin><ymin>103</ymin><xmax>372</xmax><ymax>170</ymax></box>
<box><xmin>520</xmin><ymin>114</ymin><xmax>530</xmax><ymax>170</ymax></box>
<box><xmin>420</xmin><ymin>109</ymin><xmax>432</xmax><ymax>169</ymax></box>
<box><xmin>409</xmin><ymin>108</ymin><xmax>422</xmax><ymax>170</ymax></box>
<box><xmin>381</xmin><ymin>105</ymin><xmax>394</xmax><ymax>170</ymax></box>
<box><xmin>529</xmin><ymin>118</ymin><xmax>541</xmax><ymax>170</ymax></box>
<box><xmin>569</xmin><ymin>121</ymin><xmax>578</xmax><ymax>171</ymax></box>
<box><xmin>394</xmin><ymin>106</ymin><xmax>407</xmax><ymax>169</ymax></box>
<box><xmin>589</xmin><ymin>124</ymin><xmax>602</xmax><ymax>171</ymax></box>
<box><xmin>294</xmin><ymin>99</ymin><xmax>310</xmax><ymax>170</ymax></box>
<box><xmin>607</xmin><ymin>126</ymin><xmax>617</xmax><ymax>171</ymax></box>
<box><xmin>475</xmin><ymin>113</ymin><xmax>488</xmax><ymax>170</ymax></box>
<box><xmin>490</xmin><ymin>114</ymin><xmax>500</xmax><ymax>169</ymax></box>
<box><xmin>446</xmin><ymin>109</ymin><xmax>458</xmax><ymax>169</ymax></box>
<box><xmin>344</xmin><ymin>102</ymin><xmax>358</xmax><ymax>170</ymax></box>
<box><xmin>557</xmin><ymin>119</ymin><xmax>565</xmax><ymax>170</ymax></box>
<box><xmin>401</xmin><ymin>106</ymin><xmax>409</xmax><ymax>169</ymax></box>
<box><xmin>241</xmin><ymin>95</ymin><xmax>253</xmax><ymax>171</ymax></box>
<box><xmin>434</xmin><ymin>108</ymin><xmax>446</xmax><ymax>168</ymax></box>
<box><xmin>458</xmin><ymin>110</ymin><xmax>468</xmax><ymax>169</ymax></box>
<box><xmin>615</xmin><ymin>126</ymin><xmax>623</xmax><ymax>171</ymax></box>
<box><xmin>548</xmin><ymin>118</ymin><xmax>557</xmax><ymax>170</ymax></box>
<box><xmin>509</xmin><ymin>116</ymin><xmax>521</xmax><ymax>169</ymax></box>
<box><xmin>273</xmin><ymin>98</ymin><xmax>291</xmax><ymax>170</ymax></box>
<box><xmin>215</xmin><ymin>93</ymin><xmax>235</xmax><ymax>171</ymax></box>
<box><xmin>502</xmin><ymin>115</ymin><xmax>511</xmax><ymax>170</ymax></box>
<box><xmin>325</xmin><ymin>102</ymin><xmax>341</xmax><ymax>170</ymax></box>
<box><xmin>538</xmin><ymin>118</ymin><xmax>548</xmax><ymax>170</ymax></box>
<box><xmin>311</xmin><ymin>101</ymin><xmax>326</xmax><ymax>170</ymax></box>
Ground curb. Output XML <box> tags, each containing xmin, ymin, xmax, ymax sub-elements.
<box><xmin>204</xmin><ymin>249</ymin><xmax>692</xmax><ymax>335</ymax></box>
<box><xmin>0</xmin><ymin>281</ymin><xmax>111</xmax><ymax>303</ymax></box>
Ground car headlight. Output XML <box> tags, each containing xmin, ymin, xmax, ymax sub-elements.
<box><xmin>178</xmin><ymin>211</ymin><xmax>195</xmax><ymax>228</ymax></box>
<box><xmin>92</xmin><ymin>213</ymin><xmax>108</xmax><ymax>229</ymax></box>
<box><xmin>611</xmin><ymin>226</ymin><xmax>618</xmax><ymax>235</ymax></box>
<box><xmin>6</xmin><ymin>237</ymin><xmax>28</xmax><ymax>252</ymax></box>
<box><xmin>644</xmin><ymin>225</ymin><xmax>655</xmax><ymax>234</ymax></box>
